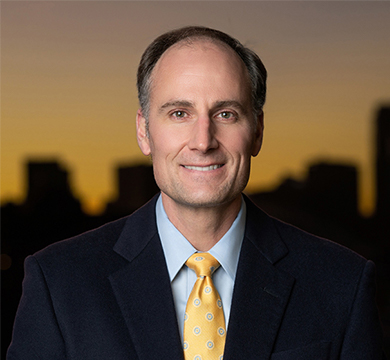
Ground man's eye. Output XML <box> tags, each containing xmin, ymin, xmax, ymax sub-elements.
<box><xmin>219</xmin><ymin>111</ymin><xmax>234</xmax><ymax>119</ymax></box>
<box><xmin>172</xmin><ymin>111</ymin><xmax>186</xmax><ymax>118</ymax></box>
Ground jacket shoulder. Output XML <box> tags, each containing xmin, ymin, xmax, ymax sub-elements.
<box><xmin>32</xmin><ymin>195</ymin><xmax>159</xmax><ymax>271</ymax></box>
<box><xmin>34</xmin><ymin>216</ymin><xmax>128</xmax><ymax>261</ymax></box>
<box><xmin>273</xmin><ymin>215</ymin><xmax>368</xmax><ymax>271</ymax></box>
<box><xmin>244</xmin><ymin>196</ymin><xmax>368</xmax><ymax>277</ymax></box>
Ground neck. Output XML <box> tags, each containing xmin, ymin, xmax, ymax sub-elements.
<box><xmin>161</xmin><ymin>193</ymin><xmax>242</xmax><ymax>252</ymax></box>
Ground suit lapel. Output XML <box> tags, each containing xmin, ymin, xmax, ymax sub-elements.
<box><xmin>109</xmin><ymin>197</ymin><xmax>184</xmax><ymax>360</ymax></box>
<box><xmin>224</xmin><ymin>198</ymin><xmax>295</xmax><ymax>360</ymax></box>
<box><xmin>107</xmin><ymin>195</ymin><xmax>294</xmax><ymax>359</ymax></box>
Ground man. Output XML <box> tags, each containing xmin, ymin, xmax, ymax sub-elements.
<box><xmin>8</xmin><ymin>26</ymin><xmax>385</xmax><ymax>359</ymax></box>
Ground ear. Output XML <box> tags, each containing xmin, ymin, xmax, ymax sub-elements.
<box><xmin>136</xmin><ymin>109</ymin><xmax>151</xmax><ymax>156</ymax></box>
<box><xmin>251</xmin><ymin>111</ymin><xmax>264</xmax><ymax>157</ymax></box>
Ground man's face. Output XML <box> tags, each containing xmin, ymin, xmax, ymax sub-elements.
<box><xmin>137</xmin><ymin>40</ymin><xmax>263</xmax><ymax>210</ymax></box>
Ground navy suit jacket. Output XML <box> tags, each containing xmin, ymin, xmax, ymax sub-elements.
<box><xmin>8</xmin><ymin>195</ymin><xmax>385</xmax><ymax>359</ymax></box>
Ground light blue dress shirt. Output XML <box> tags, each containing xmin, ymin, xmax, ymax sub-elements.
<box><xmin>156</xmin><ymin>195</ymin><xmax>246</xmax><ymax>341</ymax></box>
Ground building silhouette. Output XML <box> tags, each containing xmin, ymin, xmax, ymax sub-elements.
<box><xmin>105</xmin><ymin>164</ymin><xmax>159</xmax><ymax>217</ymax></box>
<box><xmin>376</xmin><ymin>107</ymin><xmax>390</xmax><ymax>220</ymax></box>
<box><xmin>250</xmin><ymin>162</ymin><xmax>358</xmax><ymax>216</ymax></box>
<box><xmin>24</xmin><ymin>160</ymin><xmax>82</xmax><ymax>216</ymax></box>
<box><xmin>249</xmin><ymin>162</ymin><xmax>362</xmax><ymax>251</ymax></box>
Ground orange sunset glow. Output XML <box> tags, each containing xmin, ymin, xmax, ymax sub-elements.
<box><xmin>2</xmin><ymin>1</ymin><xmax>390</xmax><ymax>215</ymax></box>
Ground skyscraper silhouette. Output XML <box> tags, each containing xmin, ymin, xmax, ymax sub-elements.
<box><xmin>24</xmin><ymin>160</ymin><xmax>81</xmax><ymax>215</ymax></box>
<box><xmin>375</xmin><ymin>106</ymin><xmax>390</xmax><ymax>220</ymax></box>
<box><xmin>105</xmin><ymin>164</ymin><xmax>159</xmax><ymax>216</ymax></box>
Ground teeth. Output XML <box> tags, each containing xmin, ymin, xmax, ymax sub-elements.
<box><xmin>184</xmin><ymin>165</ymin><xmax>222</xmax><ymax>171</ymax></box>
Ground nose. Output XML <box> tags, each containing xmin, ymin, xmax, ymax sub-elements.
<box><xmin>188</xmin><ymin>116</ymin><xmax>218</xmax><ymax>153</ymax></box>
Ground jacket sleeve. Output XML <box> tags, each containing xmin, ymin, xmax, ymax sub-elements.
<box><xmin>7</xmin><ymin>255</ymin><xmax>66</xmax><ymax>360</ymax></box>
<box><xmin>340</xmin><ymin>260</ymin><xmax>386</xmax><ymax>359</ymax></box>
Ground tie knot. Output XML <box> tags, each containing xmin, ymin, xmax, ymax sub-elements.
<box><xmin>186</xmin><ymin>253</ymin><xmax>220</xmax><ymax>278</ymax></box>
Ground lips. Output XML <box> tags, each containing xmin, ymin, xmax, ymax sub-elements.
<box><xmin>183</xmin><ymin>164</ymin><xmax>223</xmax><ymax>171</ymax></box>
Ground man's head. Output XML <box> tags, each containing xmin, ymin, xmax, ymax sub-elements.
<box><xmin>137</xmin><ymin>26</ymin><xmax>267</xmax><ymax>122</ymax></box>
<box><xmin>136</xmin><ymin>26</ymin><xmax>266</xmax><ymax>210</ymax></box>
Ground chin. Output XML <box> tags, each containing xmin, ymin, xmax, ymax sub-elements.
<box><xmin>174</xmin><ymin>190</ymin><xmax>241</xmax><ymax>209</ymax></box>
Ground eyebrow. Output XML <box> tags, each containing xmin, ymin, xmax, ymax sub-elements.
<box><xmin>213</xmin><ymin>100</ymin><xmax>248</xmax><ymax>115</ymax></box>
<box><xmin>159</xmin><ymin>100</ymin><xmax>195</xmax><ymax>114</ymax></box>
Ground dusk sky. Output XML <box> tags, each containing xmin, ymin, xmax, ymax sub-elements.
<box><xmin>2</xmin><ymin>1</ymin><xmax>390</xmax><ymax>215</ymax></box>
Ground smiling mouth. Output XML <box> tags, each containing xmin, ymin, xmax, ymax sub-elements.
<box><xmin>183</xmin><ymin>164</ymin><xmax>223</xmax><ymax>171</ymax></box>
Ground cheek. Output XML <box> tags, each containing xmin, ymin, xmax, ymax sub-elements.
<box><xmin>150</xmin><ymin>125</ymin><xmax>189</xmax><ymax>157</ymax></box>
<box><xmin>230</xmin><ymin>132</ymin><xmax>254</xmax><ymax>158</ymax></box>
<box><xmin>148</xmin><ymin>125</ymin><xmax>168</xmax><ymax>154</ymax></box>
<box><xmin>148</xmin><ymin>133</ymin><xmax>177</xmax><ymax>166</ymax></box>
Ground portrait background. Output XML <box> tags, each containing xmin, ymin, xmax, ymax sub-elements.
<box><xmin>2</xmin><ymin>1</ymin><xmax>389</xmax><ymax>357</ymax></box>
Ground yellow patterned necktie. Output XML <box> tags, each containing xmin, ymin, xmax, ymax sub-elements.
<box><xmin>183</xmin><ymin>253</ymin><xmax>226</xmax><ymax>360</ymax></box>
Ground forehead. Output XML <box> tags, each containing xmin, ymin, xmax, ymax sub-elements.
<box><xmin>158</xmin><ymin>38</ymin><xmax>241</xmax><ymax>66</ymax></box>
<box><xmin>149</xmin><ymin>39</ymin><xmax>251</xmax><ymax>103</ymax></box>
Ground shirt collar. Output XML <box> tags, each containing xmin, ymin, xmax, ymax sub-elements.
<box><xmin>156</xmin><ymin>194</ymin><xmax>246</xmax><ymax>283</ymax></box>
